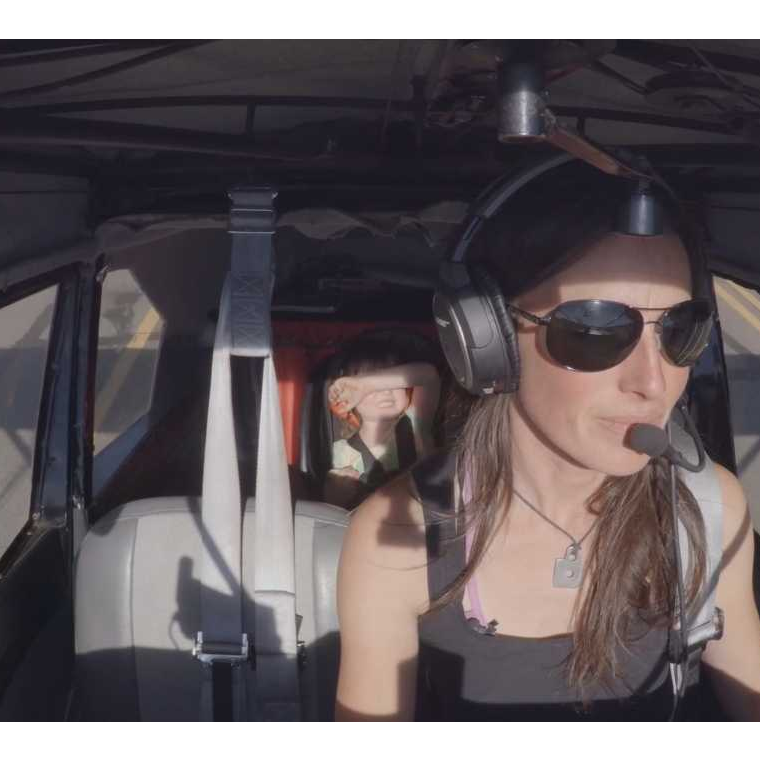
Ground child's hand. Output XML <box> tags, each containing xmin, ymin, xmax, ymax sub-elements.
<box><xmin>328</xmin><ymin>376</ymin><xmax>367</xmax><ymax>415</ymax></box>
<box><xmin>331</xmin><ymin>466</ymin><xmax>362</xmax><ymax>481</ymax></box>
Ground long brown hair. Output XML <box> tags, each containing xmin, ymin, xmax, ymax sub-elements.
<box><xmin>426</xmin><ymin>168</ymin><xmax>709</xmax><ymax>693</ymax></box>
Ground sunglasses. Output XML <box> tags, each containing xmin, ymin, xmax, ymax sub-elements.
<box><xmin>508</xmin><ymin>298</ymin><xmax>714</xmax><ymax>372</ymax></box>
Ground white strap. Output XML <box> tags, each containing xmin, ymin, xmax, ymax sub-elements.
<box><xmin>252</xmin><ymin>356</ymin><xmax>300</xmax><ymax>719</ymax></box>
<box><xmin>228</xmin><ymin>188</ymin><xmax>300</xmax><ymax>719</ymax></box>
<box><xmin>672</xmin><ymin>423</ymin><xmax>724</xmax><ymax>650</ymax></box>
<box><xmin>197</xmin><ymin>187</ymin><xmax>300</xmax><ymax>721</ymax></box>
<box><xmin>669</xmin><ymin>422</ymin><xmax>725</xmax><ymax>700</ymax></box>
<box><xmin>200</xmin><ymin>279</ymin><xmax>243</xmax><ymax>639</ymax></box>
<box><xmin>228</xmin><ymin>188</ymin><xmax>274</xmax><ymax>358</ymax></box>
<box><xmin>198</xmin><ymin>278</ymin><xmax>248</xmax><ymax>720</ymax></box>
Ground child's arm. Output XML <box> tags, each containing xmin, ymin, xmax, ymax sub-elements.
<box><xmin>329</xmin><ymin>363</ymin><xmax>440</xmax><ymax>418</ymax></box>
<box><xmin>405</xmin><ymin>364</ymin><xmax>441</xmax><ymax>425</ymax></box>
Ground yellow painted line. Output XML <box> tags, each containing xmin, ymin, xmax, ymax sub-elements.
<box><xmin>94</xmin><ymin>307</ymin><xmax>161</xmax><ymax>430</ymax></box>
<box><xmin>714</xmin><ymin>280</ymin><xmax>760</xmax><ymax>335</ymax></box>
<box><xmin>723</xmin><ymin>278</ymin><xmax>760</xmax><ymax>314</ymax></box>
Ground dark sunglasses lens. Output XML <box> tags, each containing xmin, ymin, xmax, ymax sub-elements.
<box><xmin>661</xmin><ymin>300</ymin><xmax>713</xmax><ymax>366</ymax></box>
<box><xmin>546</xmin><ymin>301</ymin><xmax>643</xmax><ymax>371</ymax></box>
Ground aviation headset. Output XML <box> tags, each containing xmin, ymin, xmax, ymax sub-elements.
<box><xmin>433</xmin><ymin>152</ymin><xmax>708</xmax><ymax>397</ymax></box>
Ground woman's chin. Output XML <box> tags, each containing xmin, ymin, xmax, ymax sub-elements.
<box><xmin>575</xmin><ymin>419</ymin><xmax>657</xmax><ymax>476</ymax></box>
<box><xmin>583</xmin><ymin>447</ymin><xmax>652</xmax><ymax>477</ymax></box>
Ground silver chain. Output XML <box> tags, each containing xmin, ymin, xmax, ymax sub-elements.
<box><xmin>512</xmin><ymin>487</ymin><xmax>598</xmax><ymax>549</ymax></box>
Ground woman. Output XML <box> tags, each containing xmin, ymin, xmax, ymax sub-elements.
<box><xmin>335</xmin><ymin>168</ymin><xmax>760</xmax><ymax>720</ymax></box>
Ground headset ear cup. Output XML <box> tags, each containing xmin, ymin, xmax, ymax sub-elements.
<box><xmin>470</xmin><ymin>265</ymin><xmax>521</xmax><ymax>393</ymax></box>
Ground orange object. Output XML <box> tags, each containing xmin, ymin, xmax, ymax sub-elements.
<box><xmin>273</xmin><ymin>346</ymin><xmax>309</xmax><ymax>465</ymax></box>
<box><xmin>328</xmin><ymin>401</ymin><xmax>361</xmax><ymax>431</ymax></box>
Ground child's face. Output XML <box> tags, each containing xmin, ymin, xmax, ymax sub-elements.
<box><xmin>356</xmin><ymin>388</ymin><xmax>409</xmax><ymax>422</ymax></box>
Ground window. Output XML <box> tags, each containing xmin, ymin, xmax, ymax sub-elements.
<box><xmin>94</xmin><ymin>269</ymin><xmax>163</xmax><ymax>455</ymax></box>
<box><xmin>0</xmin><ymin>285</ymin><xmax>58</xmax><ymax>560</ymax></box>
<box><xmin>713</xmin><ymin>275</ymin><xmax>760</xmax><ymax>530</ymax></box>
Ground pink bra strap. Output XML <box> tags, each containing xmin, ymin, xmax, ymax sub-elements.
<box><xmin>462</xmin><ymin>470</ymin><xmax>488</xmax><ymax>626</ymax></box>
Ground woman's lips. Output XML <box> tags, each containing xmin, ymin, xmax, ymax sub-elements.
<box><xmin>598</xmin><ymin>416</ymin><xmax>662</xmax><ymax>436</ymax></box>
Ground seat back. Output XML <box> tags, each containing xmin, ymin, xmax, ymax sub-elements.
<box><xmin>74</xmin><ymin>497</ymin><xmax>348</xmax><ymax>721</ymax></box>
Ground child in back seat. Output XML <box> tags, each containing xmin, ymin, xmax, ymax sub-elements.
<box><xmin>324</xmin><ymin>330</ymin><xmax>441</xmax><ymax>508</ymax></box>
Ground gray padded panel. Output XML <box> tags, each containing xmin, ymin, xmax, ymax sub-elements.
<box><xmin>76</xmin><ymin>497</ymin><xmax>206</xmax><ymax>720</ymax></box>
<box><xmin>75</xmin><ymin>505</ymin><xmax>143</xmax><ymax>720</ymax></box>
<box><xmin>75</xmin><ymin>496</ymin><xmax>348</xmax><ymax>721</ymax></box>
<box><xmin>294</xmin><ymin>501</ymin><xmax>350</xmax><ymax>721</ymax></box>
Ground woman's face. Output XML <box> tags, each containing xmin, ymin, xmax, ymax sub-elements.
<box><xmin>356</xmin><ymin>388</ymin><xmax>409</xmax><ymax>423</ymax></box>
<box><xmin>512</xmin><ymin>232</ymin><xmax>694</xmax><ymax>476</ymax></box>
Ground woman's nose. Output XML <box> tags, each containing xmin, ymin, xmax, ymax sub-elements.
<box><xmin>618</xmin><ymin>325</ymin><xmax>667</xmax><ymax>400</ymax></box>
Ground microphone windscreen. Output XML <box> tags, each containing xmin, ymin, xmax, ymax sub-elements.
<box><xmin>628</xmin><ymin>423</ymin><xmax>669</xmax><ymax>457</ymax></box>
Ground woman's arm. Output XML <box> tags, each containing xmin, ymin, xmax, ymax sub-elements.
<box><xmin>335</xmin><ymin>475</ymin><xmax>429</xmax><ymax>720</ymax></box>
<box><xmin>700</xmin><ymin>463</ymin><xmax>760</xmax><ymax>720</ymax></box>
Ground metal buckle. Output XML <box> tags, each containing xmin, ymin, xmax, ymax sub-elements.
<box><xmin>712</xmin><ymin>606</ymin><xmax>725</xmax><ymax>641</ymax></box>
<box><xmin>193</xmin><ymin>632</ymin><xmax>250</xmax><ymax>666</ymax></box>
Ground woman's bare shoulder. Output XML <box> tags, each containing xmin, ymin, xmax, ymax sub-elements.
<box><xmin>339</xmin><ymin>473</ymin><xmax>430</xmax><ymax>612</ymax></box>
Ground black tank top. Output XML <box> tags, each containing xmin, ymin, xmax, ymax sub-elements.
<box><xmin>412</xmin><ymin>450</ymin><xmax>676</xmax><ymax>721</ymax></box>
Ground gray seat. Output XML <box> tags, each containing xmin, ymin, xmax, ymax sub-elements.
<box><xmin>74</xmin><ymin>496</ymin><xmax>348</xmax><ymax>721</ymax></box>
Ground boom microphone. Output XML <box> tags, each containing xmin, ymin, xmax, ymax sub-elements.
<box><xmin>628</xmin><ymin>418</ymin><xmax>705</xmax><ymax>473</ymax></box>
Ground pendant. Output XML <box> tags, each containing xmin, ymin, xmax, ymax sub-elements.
<box><xmin>553</xmin><ymin>544</ymin><xmax>583</xmax><ymax>589</ymax></box>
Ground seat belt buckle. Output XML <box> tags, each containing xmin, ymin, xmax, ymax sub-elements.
<box><xmin>193</xmin><ymin>632</ymin><xmax>251</xmax><ymax>666</ymax></box>
<box><xmin>686</xmin><ymin>606</ymin><xmax>725</xmax><ymax>650</ymax></box>
<box><xmin>669</xmin><ymin>605</ymin><xmax>726</xmax><ymax>664</ymax></box>
<box><xmin>711</xmin><ymin>606</ymin><xmax>725</xmax><ymax>641</ymax></box>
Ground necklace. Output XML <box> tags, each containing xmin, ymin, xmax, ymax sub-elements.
<box><xmin>512</xmin><ymin>487</ymin><xmax>598</xmax><ymax>589</ymax></box>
